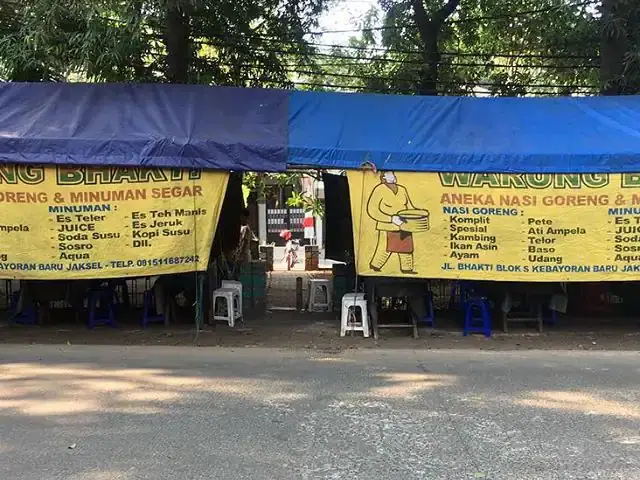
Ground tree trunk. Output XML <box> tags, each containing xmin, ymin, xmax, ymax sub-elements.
<box><xmin>600</xmin><ymin>0</ymin><xmax>629</xmax><ymax>95</ymax></box>
<box><xmin>412</xmin><ymin>0</ymin><xmax>460</xmax><ymax>96</ymax></box>
<box><xmin>130</xmin><ymin>0</ymin><xmax>148</xmax><ymax>81</ymax></box>
<box><xmin>419</xmin><ymin>23</ymin><xmax>440</xmax><ymax>96</ymax></box>
<box><xmin>163</xmin><ymin>0</ymin><xmax>191</xmax><ymax>84</ymax></box>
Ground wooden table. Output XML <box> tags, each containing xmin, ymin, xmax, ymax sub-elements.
<box><xmin>364</xmin><ymin>277</ymin><xmax>429</xmax><ymax>340</ymax></box>
<box><xmin>497</xmin><ymin>283</ymin><xmax>557</xmax><ymax>333</ymax></box>
<box><xmin>502</xmin><ymin>301</ymin><xmax>543</xmax><ymax>333</ymax></box>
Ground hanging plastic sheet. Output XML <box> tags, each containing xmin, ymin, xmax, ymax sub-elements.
<box><xmin>0</xmin><ymin>164</ymin><xmax>229</xmax><ymax>279</ymax></box>
<box><xmin>0</xmin><ymin>83</ymin><xmax>288</xmax><ymax>171</ymax></box>
<box><xmin>289</xmin><ymin>91</ymin><xmax>640</xmax><ymax>173</ymax></box>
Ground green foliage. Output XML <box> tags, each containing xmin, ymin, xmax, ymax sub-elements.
<box><xmin>242</xmin><ymin>172</ymin><xmax>302</xmax><ymax>199</ymax></box>
<box><xmin>0</xmin><ymin>0</ymin><xmax>152</xmax><ymax>81</ymax></box>
<box><xmin>0</xmin><ymin>0</ymin><xmax>636</xmax><ymax>96</ymax></box>
<box><xmin>600</xmin><ymin>0</ymin><xmax>640</xmax><ymax>94</ymax></box>
<box><xmin>0</xmin><ymin>0</ymin><xmax>328</xmax><ymax>83</ymax></box>
<box><xmin>243</xmin><ymin>171</ymin><xmax>324</xmax><ymax>217</ymax></box>
<box><xmin>300</xmin><ymin>0</ymin><xmax>601</xmax><ymax>96</ymax></box>
<box><xmin>286</xmin><ymin>191</ymin><xmax>325</xmax><ymax>217</ymax></box>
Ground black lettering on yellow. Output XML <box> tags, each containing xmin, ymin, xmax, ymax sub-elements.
<box><xmin>57</xmin><ymin>166</ymin><xmax>84</xmax><ymax>185</ymax></box>
<box><xmin>111</xmin><ymin>168</ymin><xmax>139</xmax><ymax>184</ymax></box>
<box><xmin>622</xmin><ymin>173</ymin><xmax>640</xmax><ymax>188</ymax></box>
<box><xmin>499</xmin><ymin>174</ymin><xmax>526</xmax><ymax>189</ymax></box>
<box><xmin>438</xmin><ymin>173</ymin><xmax>472</xmax><ymax>187</ymax></box>
<box><xmin>0</xmin><ymin>165</ymin><xmax>45</xmax><ymax>184</ymax></box>
<box><xmin>84</xmin><ymin>167</ymin><xmax>112</xmax><ymax>185</ymax></box>
<box><xmin>554</xmin><ymin>174</ymin><xmax>581</xmax><ymax>189</ymax></box>
<box><xmin>582</xmin><ymin>174</ymin><xmax>609</xmax><ymax>188</ymax></box>
<box><xmin>138</xmin><ymin>169</ymin><xmax>168</xmax><ymax>183</ymax></box>
<box><xmin>471</xmin><ymin>174</ymin><xmax>500</xmax><ymax>188</ymax></box>
<box><xmin>524</xmin><ymin>174</ymin><xmax>552</xmax><ymax>189</ymax></box>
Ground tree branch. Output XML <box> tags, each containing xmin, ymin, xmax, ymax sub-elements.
<box><xmin>411</xmin><ymin>0</ymin><xmax>431</xmax><ymax>39</ymax></box>
<box><xmin>164</xmin><ymin>0</ymin><xmax>192</xmax><ymax>83</ymax></box>
<box><xmin>435</xmin><ymin>0</ymin><xmax>461</xmax><ymax>24</ymax></box>
<box><xmin>412</xmin><ymin>0</ymin><xmax>462</xmax><ymax>95</ymax></box>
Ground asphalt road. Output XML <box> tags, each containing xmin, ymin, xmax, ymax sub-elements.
<box><xmin>1</xmin><ymin>345</ymin><xmax>639</xmax><ymax>480</ymax></box>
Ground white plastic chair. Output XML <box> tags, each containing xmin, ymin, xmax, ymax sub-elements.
<box><xmin>212</xmin><ymin>288</ymin><xmax>242</xmax><ymax>327</ymax></box>
<box><xmin>308</xmin><ymin>279</ymin><xmax>332</xmax><ymax>312</ymax></box>
<box><xmin>340</xmin><ymin>292</ymin><xmax>369</xmax><ymax>337</ymax></box>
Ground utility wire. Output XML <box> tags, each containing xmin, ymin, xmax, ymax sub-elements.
<box><xmin>255</xmin><ymin>60</ymin><xmax>599</xmax><ymax>70</ymax></box>
<box><xmin>188</xmin><ymin>27</ymin><xmax>598</xmax><ymax>60</ymax></box>
<box><xmin>302</xmin><ymin>41</ymin><xmax>599</xmax><ymax>60</ymax></box>
<box><xmin>258</xmin><ymin>80</ymin><xmax>597</xmax><ymax>96</ymax></box>
<box><xmin>220</xmin><ymin>63</ymin><xmax>600</xmax><ymax>90</ymax></box>
<box><xmin>198</xmin><ymin>38</ymin><xmax>600</xmax><ymax>61</ymax></box>
<box><xmin>309</xmin><ymin>0</ymin><xmax>599</xmax><ymax>34</ymax></box>
<box><xmin>147</xmin><ymin>51</ymin><xmax>598</xmax><ymax>95</ymax></box>
<box><xmin>218</xmin><ymin>48</ymin><xmax>594</xmax><ymax>65</ymax></box>
<box><xmin>294</xmin><ymin>78</ymin><xmax>599</xmax><ymax>92</ymax></box>
<box><xmin>229</xmin><ymin>72</ymin><xmax>597</xmax><ymax>92</ymax></box>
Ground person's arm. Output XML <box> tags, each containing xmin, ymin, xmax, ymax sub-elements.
<box><xmin>366</xmin><ymin>186</ymin><xmax>393</xmax><ymax>223</ymax></box>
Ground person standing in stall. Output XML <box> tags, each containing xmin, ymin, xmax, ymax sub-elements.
<box><xmin>233</xmin><ymin>208</ymin><xmax>256</xmax><ymax>270</ymax></box>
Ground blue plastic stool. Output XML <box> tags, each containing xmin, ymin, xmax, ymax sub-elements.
<box><xmin>8</xmin><ymin>291</ymin><xmax>37</xmax><ymax>325</ymax></box>
<box><xmin>87</xmin><ymin>287</ymin><xmax>116</xmax><ymax>328</ymax></box>
<box><xmin>464</xmin><ymin>297</ymin><xmax>491</xmax><ymax>337</ymax></box>
<box><xmin>421</xmin><ymin>291</ymin><xmax>435</xmax><ymax>327</ymax></box>
<box><xmin>142</xmin><ymin>290</ymin><xmax>166</xmax><ymax>328</ymax></box>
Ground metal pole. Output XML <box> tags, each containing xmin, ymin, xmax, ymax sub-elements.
<box><xmin>296</xmin><ymin>277</ymin><xmax>303</xmax><ymax>311</ymax></box>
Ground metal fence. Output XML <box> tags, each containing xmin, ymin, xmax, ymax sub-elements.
<box><xmin>0</xmin><ymin>278</ymin><xmax>152</xmax><ymax>311</ymax></box>
<box><xmin>266</xmin><ymin>207</ymin><xmax>305</xmax><ymax>244</ymax></box>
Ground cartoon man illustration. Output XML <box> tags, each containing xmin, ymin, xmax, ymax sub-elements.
<box><xmin>366</xmin><ymin>171</ymin><xmax>426</xmax><ymax>274</ymax></box>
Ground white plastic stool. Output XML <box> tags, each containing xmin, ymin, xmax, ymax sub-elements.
<box><xmin>341</xmin><ymin>292</ymin><xmax>370</xmax><ymax>337</ymax></box>
<box><xmin>308</xmin><ymin>279</ymin><xmax>332</xmax><ymax>312</ymax></box>
<box><xmin>212</xmin><ymin>288</ymin><xmax>242</xmax><ymax>327</ymax></box>
<box><xmin>222</xmin><ymin>280</ymin><xmax>243</xmax><ymax>313</ymax></box>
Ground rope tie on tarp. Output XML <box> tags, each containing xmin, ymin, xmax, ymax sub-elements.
<box><xmin>191</xmin><ymin>171</ymin><xmax>202</xmax><ymax>340</ymax></box>
<box><xmin>356</xmin><ymin>159</ymin><xmax>378</xmax><ymax>290</ymax></box>
<box><xmin>345</xmin><ymin>159</ymin><xmax>378</xmax><ymax>335</ymax></box>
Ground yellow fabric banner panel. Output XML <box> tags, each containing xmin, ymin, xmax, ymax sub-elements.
<box><xmin>348</xmin><ymin>170</ymin><xmax>640</xmax><ymax>281</ymax></box>
<box><xmin>0</xmin><ymin>165</ymin><xmax>228</xmax><ymax>279</ymax></box>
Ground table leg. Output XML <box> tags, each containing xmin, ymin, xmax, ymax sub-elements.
<box><xmin>537</xmin><ymin>303</ymin><xmax>543</xmax><ymax>333</ymax></box>
<box><xmin>368</xmin><ymin>298</ymin><xmax>379</xmax><ymax>340</ymax></box>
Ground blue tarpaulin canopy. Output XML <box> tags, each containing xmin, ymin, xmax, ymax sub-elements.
<box><xmin>5</xmin><ymin>84</ymin><xmax>640</xmax><ymax>173</ymax></box>
<box><xmin>288</xmin><ymin>91</ymin><xmax>640</xmax><ymax>173</ymax></box>
<box><xmin>0</xmin><ymin>83</ymin><xmax>287</xmax><ymax>171</ymax></box>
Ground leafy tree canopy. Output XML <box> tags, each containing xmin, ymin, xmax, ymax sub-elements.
<box><xmin>301</xmin><ymin>0</ymin><xmax>602</xmax><ymax>96</ymax></box>
<box><xmin>0</xmin><ymin>0</ymin><xmax>327</xmax><ymax>84</ymax></box>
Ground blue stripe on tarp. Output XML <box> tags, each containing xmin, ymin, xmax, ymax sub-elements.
<box><xmin>288</xmin><ymin>90</ymin><xmax>640</xmax><ymax>173</ymax></box>
<box><xmin>0</xmin><ymin>83</ymin><xmax>288</xmax><ymax>171</ymax></box>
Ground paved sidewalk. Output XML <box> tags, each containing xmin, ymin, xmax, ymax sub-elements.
<box><xmin>1</xmin><ymin>346</ymin><xmax>639</xmax><ymax>479</ymax></box>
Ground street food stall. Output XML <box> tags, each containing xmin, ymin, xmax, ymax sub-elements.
<box><xmin>5</xmin><ymin>84</ymin><xmax>640</xmax><ymax>336</ymax></box>
<box><xmin>289</xmin><ymin>92</ymin><xmax>640</xmax><ymax>336</ymax></box>
<box><xmin>0</xmin><ymin>83</ymin><xmax>288</xmax><ymax>327</ymax></box>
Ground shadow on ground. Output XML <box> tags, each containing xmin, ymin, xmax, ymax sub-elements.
<box><xmin>1</xmin><ymin>346</ymin><xmax>640</xmax><ymax>479</ymax></box>
<box><xmin>2</xmin><ymin>309</ymin><xmax>640</xmax><ymax>352</ymax></box>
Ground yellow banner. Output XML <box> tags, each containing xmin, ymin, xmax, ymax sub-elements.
<box><xmin>348</xmin><ymin>170</ymin><xmax>640</xmax><ymax>281</ymax></box>
<box><xmin>0</xmin><ymin>165</ymin><xmax>228</xmax><ymax>279</ymax></box>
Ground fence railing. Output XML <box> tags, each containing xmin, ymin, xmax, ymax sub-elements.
<box><xmin>0</xmin><ymin>278</ymin><xmax>152</xmax><ymax>311</ymax></box>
